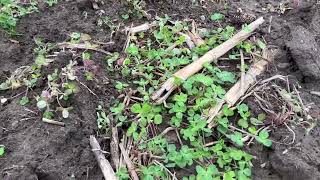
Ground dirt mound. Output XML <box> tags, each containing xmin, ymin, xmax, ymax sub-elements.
<box><xmin>286</xmin><ymin>7</ymin><xmax>320</xmax><ymax>80</ymax></box>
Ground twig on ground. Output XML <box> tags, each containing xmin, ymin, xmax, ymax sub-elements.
<box><xmin>110</xmin><ymin>122</ymin><xmax>120</xmax><ymax>169</ymax></box>
<box><xmin>188</xmin><ymin>20</ymin><xmax>205</xmax><ymax>47</ymax></box>
<box><xmin>207</xmin><ymin>48</ymin><xmax>274</xmax><ymax>128</ymax></box>
<box><xmin>152</xmin><ymin>17</ymin><xmax>265</xmax><ymax>104</ymax></box>
<box><xmin>42</xmin><ymin>118</ymin><xmax>65</xmax><ymax>126</ymax></box>
<box><xmin>153</xmin><ymin>160</ymin><xmax>178</xmax><ymax>180</ymax></box>
<box><xmin>137</xmin><ymin>152</ymin><xmax>164</xmax><ymax>160</ymax></box>
<box><xmin>126</xmin><ymin>22</ymin><xmax>157</xmax><ymax>34</ymax></box>
<box><xmin>58</xmin><ymin>42</ymin><xmax>112</xmax><ymax>55</ymax></box>
<box><xmin>89</xmin><ymin>135</ymin><xmax>117</xmax><ymax>180</ymax></box>
<box><xmin>260</xmin><ymin>74</ymin><xmax>287</xmax><ymax>84</ymax></box>
<box><xmin>310</xmin><ymin>91</ymin><xmax>320</xmax><ymax>97</ymax></box>
<box><xmin>247</xmin><ymin>127</ymin><xmax>264</xmax><ymax>145</ymax></box>
<box><xmin>165</xmin><ymin>43</ymin><xmax>178</xmax><ymax>52</ymax></box>
<box><xmin>240</xmin><ymin>50</ymin><xmax>245</xmax><ymax>95</ymax></box>
<box><xmin>268</xmin><ymin>16</ymin><xmax>273</xmax><ymax>34</ymax></box>
<box><xmin>284</xmin><ymin>122</ymin><xmax>296</xmax><ymax>145</ymax></box>
<box><xmin>160</xmin><ymin>127</ymin><xmax>176</xmax><ymax>136</ymax></box>
<box><xmin>119</xmin><ymin>143</ymin><xmax>139</xmax><ymax>180</ymax></box>
<box><xmin>78</xmin><ymin>81</ymin><xmax>98</xmax><ymax>97</ymax></box>
<box><xmin>204</xmin><ymin>141</ymin><xmax>219</xmax><ymax>147</ymax></box>
<box><xmin>175</xmin><ymin>128</ymin><xmax>183</xmax><ymax>146</ymax></box>
<box><xmin>124</xmin><ymin>22</ymin><xmax>157</xmax><ymax>51</ymax></box>
<box><xmin>178</xmin><ymin>32</ymin><xmax>195</xmax><ymax>49</ymax></box>
<box><xmin>187</xmin><ymin>31</ymin><xmax>205</xmax><ymax>47</ymax></box>
<box><xmin>187</xmin><ymin>31</ymin><xmax>205</xmax><ymax>46</ymax></box>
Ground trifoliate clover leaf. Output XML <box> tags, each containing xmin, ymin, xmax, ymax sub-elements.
<box><xmin>0</xmin><ymin>146</ymin><xmax>5</xmax><ymax>156</ymax></box>
<box><xmin>227</xmin><ymin>132</ymin><xmax>244</xmax><ymax>147</ymax></box>
<box><xmin>223</xmin><ymin>171</ymin><xmax>236</xmax><ymax>180</ymax></box>
<box><xmin>126</xmin><ymin>44</ymin><xmax>139</xmax><ymax>56</ymax></box>
<box><xmin>127</xmin><ymin>122</ymin><xmax>137</xmax><ymax>136</ymax></box>
<box><xmin>229</xmin><ymin>149</ymin><xmax>244</xmax><ymax>161</ymax></box>
<box><xmin>37</xmin><ymin>100</ymin><xmax>47</xmax><ymax>109</ymax></box>
<box><xmin>211</xmin><ymin>13</ymin><xmax>224</xmax><ymax>21</ymax></box>
<box><xmin>154</xmin><ymin>114</ymin><xmax>163</xmax><ymax>125</ymax></box>
<box><xmin>238</xmin><ymin>118</ymin><xmax>249</xmax><ymax>129</ymax></box>
<box><xmin>223</xmin><ymin>105</ymin><xmax>234</xmax><ymax>117</ymax></box>
<box><xmin>173</xmin><ymin>93</ymin><xmax>188</xmax><ymax>103</ymax></box>
<box><xmin>131</xmin><ymin>103</ymin><xmax>142</xmax><ymax>114</ymax></box>
<box><xmin>255</xmin><ymin>130</ymin><xmax>272</xmax><ymax>147</ymax></box>
<box><xmin>217</xmin><ymin>71</ymin><xmax>236</xmax><ymax>83</ymax></box>
<box><xmin>19</xmin><ymin>96</ymin><xmax>29</xmax><ymax>106</ymax></box>
<box><xmin>258</xmin><ymin>113</ymin><xmax>266</xmax><ymax>121</ymax></box>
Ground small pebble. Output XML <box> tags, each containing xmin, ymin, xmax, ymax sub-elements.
<box><xmin>200</xmin><ymin>15</ymin><xmax>206</xmax><ymax>21</ymax></box>
<box><xmin>1</xmin><ymin>98</ymin><xmax>8</xmax><ymax>104</ymax></box>
<box><xmin>277</xmin><ymin>62</ymin><xmax>291</xmax><ymax>69</ymax></box>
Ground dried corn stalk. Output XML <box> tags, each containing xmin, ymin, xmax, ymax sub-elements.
<box><xmin>90</xmin><ymin>136</ymin><xmax>117</xmax><ymax>180</ymax></box>
<box><xmin>207</xmin><ymin>49</ymin><xmax>276</xmax><ymax>128</ymax></box>
<box><xmin>152</xmin><ymin>17</ymin><xmax>265</xmax><ymax>104</ymax></box>
<box><xmin>187</xmin><ymin>31</ymin><xmax>205</xmax><ymax>46</ymax></box>
<box><xmin>126</xmin><ymin>22</ymin><xmax>158</xmax><ymax>34</ymax></box>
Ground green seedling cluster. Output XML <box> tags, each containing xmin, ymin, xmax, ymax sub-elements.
<box><xmin>104</xmin><ymin>16</ymin><xmax>271</xmax><ymax>179</ymax></box>
<box><xmin>0</xmin><ymin>38</ymin><xmax>55</xmax><ymax>92</ymax></box>
<box><xmin>36</xmin><ymin>60</ymin><xmax>78</xmax><ymax>120</ymax></box>
<box><xmin>44</xmin><ymin>0</ymin><xmax>58</xmax><ymax>7</ymax></box>
<box><xmin>122</xmin><ymin>0</ymin><xmax>147</xmax><ymax>19</ymax></box>
<box><xmin>0</xmin><ymin>34</ymin><xmax>98</xmax><ymax>122</ymax></box>
<box><xmin>0</xmin><ymin>0</ymin><xmax>38</xmax><ymax>34</ymax></box>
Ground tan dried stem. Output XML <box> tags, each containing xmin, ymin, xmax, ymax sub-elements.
<box><xmin>152</xmin><ymin>17</ymin><xmax>265</xmax><ymax>104</ymax></box>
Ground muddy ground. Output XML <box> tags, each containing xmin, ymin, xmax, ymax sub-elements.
<box><xmin>0</xmin><ymin>0</ymin><xmax>320</xmax><ymax>179</ymax></box>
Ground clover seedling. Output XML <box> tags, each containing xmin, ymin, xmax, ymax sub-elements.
<box><xmin>165</xmin><ymin>145</ymin><xmax>194</xmax><ymax>168</ymax></box>
<box><xmin>255</xmin><ymin>130</ymin><xmax>272</xmax><ymax>147</ymax></box>
<box><xmin>223</xmin><ymin>171</ymin><xmax>236</xmax><ymax>180</ymax></box>
<box><xmin>115</xmin><ymin>81</ymin><xmax>129</xmax><ymax>91</ymax></box>
<box><xmin>20</xmin><ymin>96</ymin><xmax>30</xmax><ymax>106</ymax></box>
<box><xmin>227</xmin><ymin>132</ymin><xmax>244</xmax><ymax>147</ymax></box>
<box><xmin>196</xmin><ymin>165</ymin><xmax>219</xmax><ymax>180</ymax></box>
<box><xmin>45</xmin><ymin>0</ymin><xmax>58</xmax><ymax>6</ymax></box>
<box><xmin>223</xmin><ymin>105</ymin><xmax>234</xmax><ymax>117</ymax></box>
<box><xmin>0</xmin><ymin>146</ymin><xmax>5</xmax><ymax>157</ymax></box>
<box><xmin>131</xmin><ymin>103</ymin><xmax>162</xmax><ymax>124</ymax></box>
<box><xmin>211</xmin><ymin>13</ymin><xmax>225</xmax><ymax>21</ymax></box>
<box><xmin>141</xmin><ymin>165</ymin><xmax>167</xmax><ymax>180</ymax></box>
<box><xmin>116</xmin><ymin>166</ymin><xmax>130</xmax><ymax>180</ymax></box>
<box><xmin>121</xmin><ymin>14</ymin><xmax>130</xmax><ymax>20</ymax></box>
<box><xmin>37</xmin><ymin>99</ymin><xmax>47</xmax><ymax>109</ymax></box>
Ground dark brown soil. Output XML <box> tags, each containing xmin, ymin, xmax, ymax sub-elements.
<box><xmin>0</xmin><ymin>0</ymin><xmax>319</xmax><ymax>180</ymax></box>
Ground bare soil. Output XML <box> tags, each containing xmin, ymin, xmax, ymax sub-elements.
<box><xmin>0</xmin><ymin>0</ymin><xmax>319</xmax><ymax>180</ymax></box>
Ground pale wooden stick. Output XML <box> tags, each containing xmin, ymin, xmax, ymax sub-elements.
<box><xmin>178</xmin><ymin>32</ymin><xmax>195</xmax><ymax>49</ymax></box>
<box><xmin>42</xmin><ymin>118</ymin><xmax>65</xmax><ymax>126</ymax></box>
<box><xmin>207</xmin><ymin>49</ymin><xmax>274</xmax><ymax>128</ymax></box>
<box><xmin>89</xmin><ymin>135</ymin><xmax>117</xmax><ymax>180</ymax></box>
<box><xmin>152</xmin><ymin>17</ymin><xmax>265</xmax><ymax>104</ymax></box>
<box><xmin>126</xmin><ymin>22</ymin><xmax>157</xmax><ymax>34</ymax></box>
<box><xmin>110</xmin><ymin>127</ymin><xmax>120</xmax><ymax>170</ymax></box>
<box><xmin>240</xmin><ymin>50</ymin><xmax>245</xmax><ymax>94</ymax></box>
<box><xmin>119</xmin><ymin>143</ymin><xmax>139</xmax><ymax>180</ymax></box>
<box><xmin>187</xmin><ymin>31</ymin><xmax>205</xmax><ymax>46</ymax></box>
<box><xmin>310</xmin><ymin>91</ymin><xmax>320</xmax><ymax>97</ymax></box>
<box><xmin>124</xmin><ymin>22</ymin><xmax>158</xmax><ymax>50</ymax></box>
<box><xmin>58</xmin><ymin>42</ymin><xmax>112</xmax><ymax>55</ymax></box>
<box><xmin>189</xmin><ymin>20</ymin><xmax>204</xmax><ymax>46</ymax></box>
